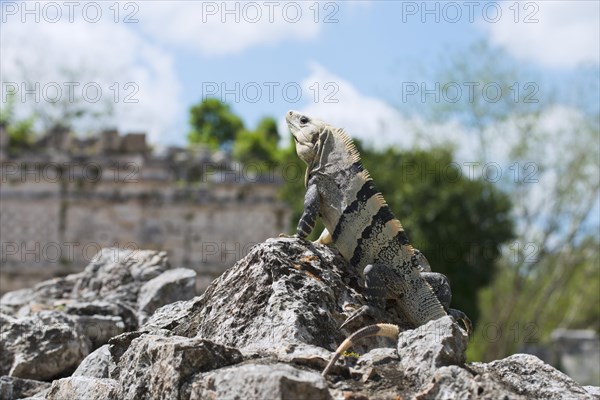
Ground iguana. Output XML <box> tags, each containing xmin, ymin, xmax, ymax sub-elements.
<box><xmin>284</xmin><ymin>110</ymin><xmax>471</xmax><ymax>376</ymax></box>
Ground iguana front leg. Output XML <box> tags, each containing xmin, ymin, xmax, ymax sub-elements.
<box><xmin>296</xmin><ymin>182</ymin><xmax>320</xmax><ymax>239</ymax></box>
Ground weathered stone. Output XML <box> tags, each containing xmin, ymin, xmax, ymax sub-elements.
<box><xmin>397</xmin><ymin>316</ymin><xmax>468</xmax><ymax>387</ymax></box>
<box><xmin>46</xmin><ymin>377</ymin><xmax>119</xmax><ymax>400</ymax></box>
<box><xmin>140</xmin><ymin>299</ymin><xmax>197</xmax><ymax>334</ymax></box>
<box><xmin>72</xmin><ymin>345</ymin><xmax>112</xmax><ymax>379</ymax></box>
<box><xmin>69</xmin><ymin>315</ymin><xmax>125</xmax><ymax>349</ymax></box>
<box><xmin>352</xmin><ymin>348</ymin><xmax>400</xmax><ymax>381</ymax></box>
<box><xmin>145</xmin><ymin>238</ymin><xmax>368</xmax><ymax>353</ymax></box>
<box><xmin>0</xmin><ymin>289</ymin><xmax>35</xmax><ymax>315</ymax></box>
<box><xmin>191</xmin><ymin>363</ymin><xmax>330</xmax><ymax>400</ymax></box>
<box><xmin>0</xmin><ymin>376</ymin><xmax>50</xmax><ymax>400</ymax></box>
<box><xmin>1</xmin><ymin>241</ymin><xmax>596</xmax><ymax>400</ymax></box>
<box><xmin>137</xmin><ymin>268</ymin><xmax>196</xmax><ymax>323</ymax></box>
<box><xmin>71</xmin><ymin>249</ymin><xmax>170</xmax><ymax>304</ymax></box>
<box><xmin>583</xmin><ymin>386</ymin><xmax>600</xmax><ymax>397</ymax></box>
<box><xmin>470</xmin><ymin>353</ymin><xmax>595</xmax><ymax>399</ymax></box>
<box><xmin>415</xmin><ymin>365</ymin><xmax>523</xmax><ymax>400</ymax></box>
<box><xmin>64</xmin><ymin>301</ymin><xmax>137</xmax><ymax>335</ymax></box>
<box><xmin>0</xmin><ymin>311</ymin><xmax>91</xmax><ymax>380</ymax></box>
<box><xmin>113</xmin><ymin>335</ymin><xmax>243</xmax><ymax>400</ymax></box>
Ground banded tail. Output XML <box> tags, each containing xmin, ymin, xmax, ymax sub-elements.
<box><xmin>321</xmin><ymin>323</ymin><xmax>399</xmax><ymax>377</ymax></box>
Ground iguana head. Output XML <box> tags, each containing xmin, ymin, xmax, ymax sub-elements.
<box><xmin>286</xmin><ymin>110</ymin><xmax>361</xmax><ymax>186</ymax></box>
<box><xmin>286</xmin><ymin>110</ymin><xmax>327</xmax><ymax>165</ymax></box>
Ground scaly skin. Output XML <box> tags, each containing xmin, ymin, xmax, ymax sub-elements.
<box><xmin>285</xmin><ymin>110</ymin><xmax>471</xmax><ymax>376</ymax></box>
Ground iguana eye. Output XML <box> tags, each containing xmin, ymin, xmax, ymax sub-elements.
<box><xmin>300</xmin><ymin>116</ymin><xmax>309</xmax><ymax>124</ymax></box>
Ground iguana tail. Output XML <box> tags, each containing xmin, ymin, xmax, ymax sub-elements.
<box><xmin>322</xmin><ymin>323</ymin><xmax>399</xmax><ymax>377</ymax></box>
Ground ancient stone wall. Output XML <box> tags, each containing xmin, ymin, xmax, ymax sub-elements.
<box><xmin>0</xmin><ymin>131</ymin><xmax>292</xmax><ymax>293</ymax></box>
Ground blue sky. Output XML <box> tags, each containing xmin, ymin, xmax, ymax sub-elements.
<box><xmin>1</xmin><ymin>0</ymin><xmax>599</xmax><ymax>240</ymax></box>
<box><xmin>1</xmin><ymin>1</ymin><xmax>599</xmax><ymax>146</ymax></box>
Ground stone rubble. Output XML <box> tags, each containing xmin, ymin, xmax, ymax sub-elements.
<box><xmin>1</xmin><ymin>239</ymin><xmax>597</xmax><ymax>399</ymax></box>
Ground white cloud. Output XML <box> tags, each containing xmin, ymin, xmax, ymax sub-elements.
<box><xmin>1</xmin><ymin>10</ymin><xmax>182</xmax><ymax>144</ymax></box>
<box><xmin>481</xmin><ymin>1</ymin><xmax>599</xmax><ymax>68</ymax></box>
<box><xmin>288</xmin><ymin>63</ymin><xmax>422</xmax><ymax>148</ymax></box>
<box><xmin>137</xmin><ymin>2</ymin><xmax>321</xmax><ymax>56</ymax></box>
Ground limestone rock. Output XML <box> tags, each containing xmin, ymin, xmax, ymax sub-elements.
<box><xmin>397</xmin><ymin>315</ymin><xmax>469</xmax><ymax>386</ymax></box>
<box><xmin>415</xmin><ymin>365</ymin><xmax>523</xmax><ymax>400</ymax></box>
<box><xmin>137</xmin><ymin>268</ymin><xmax>196</xmax><ymax>323</ymax></box>
<box><xmin>0</xmin><ymin>311</ymin><xmax>91</xmax><ymax>380</ymax></box>
<box><xmin>72</xmin><ymin>345</ymin><xmax>112</xmax><ymax>379</ymax></box>
<box><xmin>1</xmin><ymin>239</ymin><xmax>596</xmax><ymax>400</ymax></box>
<box><xmin>0</xmin><ymin>248</ymin><xmax>198</xmax><ymax>385</ymax></box>
<box><xmin>70</xmin><ymin>248</ymin><xmax>170</xmax><ymax>304</ymax></box>
<box><xmin>111</xmin><ymin>335</ymin><xmax>243</xmax><ymax>400</ymax></box>
<box><xmin>469</xmin><ymin>354</ymin><xmax>596</xmax><ymax>399</ymax></box>
<box><xmin>0</xmin><ymin>376</ymin><xmax>50</xmax><ymax>400</ymax></box>
<box><xmin>46</xmin><ymin>377</ymin><xmax>119</xmax><ymax>400</ymax></box>
<box><xmin>191</xmin><ymin>363</ymin><xmax>330</xmax><ymax>400</ymax></box>
<box><xmin>142</xmin><ymin>238</ymin><xmax>367</xmax><ymax>353</ymax></box>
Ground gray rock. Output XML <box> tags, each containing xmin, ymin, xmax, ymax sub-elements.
<box><xmin>0</xmin><ymin>289</ymin><xmax>35</xmax><ymax>315</ymax></box>
<box><xmin>70</xmin><ymin>248</ymin><xmax>170</xmax><ymax>304</ymax></box>
<box><xmin>72</xmin><ymin>345</ymin><xmax>112</xmax><ymax>378</ymax></box>
<box><xmin>46</xmin><ymin>377</ymin><xmax>119</xmax><ymax>400</ymax></box>
<box><xmin>470</xmin><ymin>353</ymin><xmax>595</xmax><ymax>399</ymax></box>
<box><xmin>397</xmin><ymin>316</ymin><xmax>468</xmax><ymax>387</ymax></box>
<box><xmin>352</xmin><ymin>347</ymin><xmax>400</xmax><ymax>381</ymax></box>
<box><xmin>63</xmin><ymin>300</ymin><xmax>138</xmax><ymax>332</ymax></box>
<box><xmin>69</xmin><ymin>315</ymin><xmax>125</xmax><ymax>349</ymax></box>
<box><xmin>112</xmin><ymin>334</ymin><xmax>243</xmax><ymax>400</ymax></box>
<box><xmin>137</xmin><ymin>268</ymin><xmax>196</xmax><ymax>323</ymax></box>
<box><xmin>583</xmin><ymin>386</ymin><xmax>600</xmax><ymax>397</ymax></box>
<box><xmin>191</xmin><ymin>363</ymin><xmax>330</xmax><ymax>400</ymax></box>
<box><xmin>0</xmin><ymin>311</ymin><xmax>91</xmax><ymax>380</ymax></box>
<box><xmin>415</xmin><ymin>365</ymin><xmax>524</xmax><ymax>400</ymax></box>
<box><xmin>0</xmin><ymin>376</ymin><xmax>50</xmax><ymax>400</ymax></box>
<box><xmin>139</xmin><ymin>299</ymin><xmax>196</xmax><ymax>334</ymax></box>
<box><xmin>1</xmin><ymin>240</ymin><xmax>596</xmax><ymax>400</ymax></box>
<box><xmin>143</xmin><ymin>238</ymin><xmax>368</xmax><ymax>353</ymax></box>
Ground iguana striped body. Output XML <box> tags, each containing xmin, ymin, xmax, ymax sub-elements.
<box><xmin>285</xmin><ymin>110</ymin><xmax>471</xmax><ymax>376</ymax></box>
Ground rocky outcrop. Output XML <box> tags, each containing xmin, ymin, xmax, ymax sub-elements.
<box><xmin>0</xmin><ymin>248</ymin><xmax>197</xmax><ymax>386</ymax></box>
<box><xmin>1</xmin><ymin>239</ymin><xmax>598</xmax><ymax>399</ymax></box>
<box><xmin>0</xmin><ymin>377</ymin><xmax>50</xmax><ymax>400</ymax></box>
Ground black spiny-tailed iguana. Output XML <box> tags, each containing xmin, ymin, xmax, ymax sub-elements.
<box><xmin>284</xmin><ymin>110</ymin><xmax>471</xmax><ymax>376</ymax></box>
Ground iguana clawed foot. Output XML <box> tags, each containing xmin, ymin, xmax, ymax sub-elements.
<box><xmin>339</xmin><ymin>304</ymin><xmax>386</xmax><ymax>331</ymax></box>
<box><xmin>279</xmin><ymin>233</ymin><xmax>309</xmax><ymax>241</ymax></box>
<box><xmin>448</xmin><ymin>308</ymin><xmax>473</xmax><ymax>336</ymax></box>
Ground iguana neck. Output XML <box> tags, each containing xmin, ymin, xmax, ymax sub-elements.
<box><xmin>308</xmin><ymin>127</ymin><xmax>361</xmax><ymax>181</ymax></box>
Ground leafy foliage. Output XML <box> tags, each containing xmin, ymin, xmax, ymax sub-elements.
<box><xmin>188</xmin><ymin>98</ymin><xmax>244</xmax><ymax>149</ymax></box>
<box><xmin>0</xmin><ymin>93</ymin><xmax>37</xmax><ymax>155</ymax></box>
<box><xmin>233</xmin><ymin>117</ymin><xmax>280</xmax><ymax>166</ymax></box>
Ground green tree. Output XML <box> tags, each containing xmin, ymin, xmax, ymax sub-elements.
<box><xmin>188</xmin><ymin>98</ymin><xmax>244</xmax><ymax>149</ymax></box>
<box><xmin>255</xmin><ymin>116</ymin><xmax>280</xmax><ymax>143</ymax></box>
<box><xmin>232</xmin><ymin>117</ymin><xmax>280</xmax><ymax>165</ymax></box>
<box><xmin>0</xmin><ymin>93</ymin><xmax>36</xmax><ymax>155</ymax></box>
